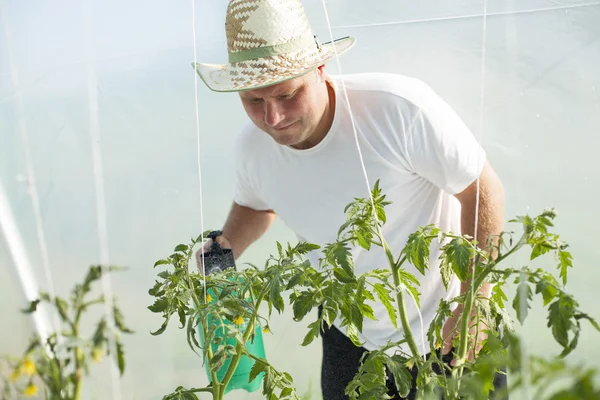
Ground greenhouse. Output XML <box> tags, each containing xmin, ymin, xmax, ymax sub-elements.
<box><xmin>1</xmin><ymin>0</ymin><xmax>599</xmax><ymax>399</ymax></box>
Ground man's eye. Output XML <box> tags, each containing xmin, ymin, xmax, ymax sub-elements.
<box><xmin>279</xmin><ymin>92</ymin><xmax>296</xmax><ymax>100</ymax></box>
<box><xmin>249</xmin><ymin>98</ymin><xmax>262</xmax><ymax>105</ymax></box>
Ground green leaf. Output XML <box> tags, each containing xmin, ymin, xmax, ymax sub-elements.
<box><xmin>280</xmin><ymin>387</ymin><xmax>294</xmax><ymax>398</ymax></box>
<box><xmin>154</xmin><ymin>259</ymin><xmax>170</xmax><ymax>268</ymax></box>
<box><xmin>292</xmin><ymin>291</ymin><xmax>314</xmax><ymax>321</ymax></box>
<box><xmin>535</xmin><ymin>274</ymin><xmax>559</xmax><ymax>306</ymax></box>
<box><xmin>210</xmin><ymin>345</ymin><xmax>234</xmax><ymax>373</ymax></box>
<box><xmin>337</xmin><ymin>219</ymin><xmax>354</xmax><ymax>237</ymax></box>
<box><xmin>116</xmin><ymin>339</ymin><xmax>125</xmax><ymax>375</ymax></box>
<box><xmin>148</xmin><ymin>298</ymin><xmax>169</xmax><ymax>313</ymax></box>
<box><xmin>21</xmin><ymin>299</ymin><xmax>41</xmax><ymax>314</ymax></box>
<box><xmin>345</xmin><ymin>351</ymin><xmax>391</xmax><ymax>399</ymax></box>
<box><xmin>356</xmin><ymin>231</ymin><xmax>371</xmax><ymax>250</ymax></box>
<box><xmin>547</xmin><ymin>296</ymin><xmax>574</xmax><ymax>348</ymax></box>
<box><xmin>248</xmin><ymin>359</ymin><xmax>267</xmax><ymax>383</ymax></box>
<box><xmin>301</xmin><ymin>320</ymin><xmax>321</xmax><ymax>346</ymax></box>
<box><xmin>321</xmin><ymin>302</ymin><xmax>338</xmax><ymax>327</ymax></box>
<box><xmin>375</xmin><ymin>206</ymin><xmax>387</xmax><ymax>225</ymax></box>
<box><xmin>446</xmin><ymin>238</ymin><xmax>473</xmax><ymax>282</ymax></box>
<box><xmin>23</xmin><ymin>336</ymin><xmax>41</xmax><ymax>355</ymax></box>
<box><xmin>402</xmin><ymin>231</ymin><xmax>431</xmax><ymax>275</ymax></box>
<box><xmin>158</xmin><ymin>271</ymin><xmax>171</xmax><ymax>279</ymax></box>
<box><xmin>151</xmin><ymin>317</ymin><xmax>170</xmax><ymax>336</ymax></box>
<box><xmin>350</xmin><ymin>303</ymin><xmax>363</xmax><ymax>333</ymax></box>
<box><xmin>439</xmin><ymin>257</ymin><xmax>454</xmax><ymax>291</ymax></box>
<box><xmin>397</xmin><ymin>269</ymin><xmax>420</xmax><ymax>288</ymax></box>
<box><xmin>333</xmin><ymin>267</ymin><xmax>356</xmax><ymax>284</ymax></box>
<box><xmin>386</xmin><ymin>355</ymin><xmax>413</xmax><ymax>398</ymax></box>
<box><xmin>114</xmin><ymin>305</ymin><xmax>134</xmax><ymax>333</ymax></box>
<box><xmin>148</xmin><ymin>281</ymin><xmax>165</xmax><ymax>297</ymax></box>
<box><xmin>83</xmin><ymin>266</ymin><xmax>103</xmax><ymax>290</ymax></box>
<box><xmin>186</xmin><ymin>314</ymin><xmax>201</xmax><ymax>356</ymax></box>
<box><xmin>491</xmin><ymin>282</ymin><xmax>508</xmax><ymax>309</ymax></box>
<box><xmin>373</xmin><ymin>283</ymin><xmax>398</xmax><ymax>330</ymax></box>
<box><xmin>202</xmin><ymin>321</ymin><xmax>220</xmax><ymax>356</ymax></box>
<box><xmin>269</xmin><ymin>278</ymin><xmax>285</xmax><ymax>314</ymax></box>
<box><xmin>513</xmin><ymin>281</ymin><xmax>532</xmax><ymax>324</ymax></box>
<box><xmin>358</xmin><ymin>303</ymin><xmax>376</xmax><ymax>321</ymax></box>
<box><xmin>397</xmin><ymin>270</ymin><xmax>421</xmax><ymax>309</ymax></box>
<box><xmin>174</xmin><ymin>244</ymin><xmax>188</xmax><ymax>253</ymax></box>
<box><xmin>515</xmin><ymin>215</ymin><xmax>534</xmax><ymax>234</ymax></box>
<box><xmin>162</xmin><ymin>386</ymin><xmax>201</xmax><ymax>400</ymax></box>
<box><xmin>402</xmin><ymin>283</ymin><xmax>421</xmax><ymax>310</ymax></box>
<box><xmin>426</xmin><ymin>299</ymin><xmax>452</xmax><ymax>349</ymax></box>
<box><xmin>575</xmin><ymin>312</ymin><xmax>600</xmax><ymax>332</ymax></box>
<box><xmin>295</xmin><ymin>242</ymin><xmax>320</xmax><ymax>254</ymax></box>
<box><xmin>332</xmin><ymin>242</ymin><xmax>354</xmax><ymax>275</ymax></box>
<box><xmin>285</xmin><ymin>271</ymin><xmax>305</xmax><ymax>290</ymax></box>
<box><xmin>92</xmin><ymin>318</ymin><xmax>107</xmax><ymax>347</ymax></box>
<box><xmin>558</xmin><ymin>250</ymin><xmax>573</xmax><ymax>286</ymax></box>
<box><xmin>558</xmin><ymin>321</ymin><xmax>581</xmax><ymax>358</ymax></box>
<box><xmin>177</xmin><ymin>306</ymin><xmax>187</xmax><ymax>329</ymax></box>
<box><xmin>345</xmin><ymin>323</ymin><xmax>364</xmax><ymax>347</ymax></box>
<box><xmin>55</xmin><ymin>296</ymin><xmax>70</xmax><ymax>322</ymax></box>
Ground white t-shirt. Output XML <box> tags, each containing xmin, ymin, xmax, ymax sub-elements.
<box><xmin>232</xmin><ymin>72</ymin><xmax>486</xmax><ymax>356</ymax></box>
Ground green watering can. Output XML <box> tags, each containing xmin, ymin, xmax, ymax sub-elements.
<box><xmin>196</xmin><ymin>231</ymin><xmax>266</xmax><ymax>395</ymax></box>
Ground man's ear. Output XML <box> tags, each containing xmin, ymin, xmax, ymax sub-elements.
<box><xmin>315</xmin><ymin>64</ymin><xmax>327</xmax><ymax>82</ymax></box>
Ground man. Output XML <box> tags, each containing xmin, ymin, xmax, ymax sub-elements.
<box><xmin>193</xmin><ymin>0</ymin><xmax>506</xmax><ymax>398</ymax></box>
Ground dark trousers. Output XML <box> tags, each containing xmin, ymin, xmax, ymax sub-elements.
<box><xmin>320</xmin><ymin>320</ymin><xmax>508</xmax><ymax>399</ymax></box>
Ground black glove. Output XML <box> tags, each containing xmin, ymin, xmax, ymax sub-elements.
<box><xmin>201</xmin><ymin>230</ymin><xmax>236</xmax><ymax>275</ymax></box>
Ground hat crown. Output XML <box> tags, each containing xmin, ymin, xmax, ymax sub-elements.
<box><xmin>226</xmin><ymin>0</ymin><xmax>312</xmax><ymax>54</ymax></box>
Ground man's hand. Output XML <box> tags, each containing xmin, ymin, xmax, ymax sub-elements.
<box><xmin>442</xmin><ymin>303</ymin><xmax>489</xmax><ymax>366</ymax></box>
<box><xmin>195</xmin><ymin>234</ymin><xmax>233</xmax><ymax>274</ymax></box>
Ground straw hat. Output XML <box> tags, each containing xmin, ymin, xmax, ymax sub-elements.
<box><xmin>192</xmin><ymin>0</ymin><xmax>355</xmax><ymax>92</ymax></box>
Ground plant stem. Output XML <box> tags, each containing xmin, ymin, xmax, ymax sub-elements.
<box><xmin>452</xmin><ymin>232</ymin><xmax>527</xmax><ymax>383</ymax></box>
<box><xmin>452</xmin><ymin>263</ymin><xmax>495</xmax><ymax>387</ymax></box>
<box><xmin>220</xmin><ymin>291</ymin><xmax>266</xmax><ymax>394</ymax></box>
<box><xmin>377</xmin><ymin>227</ymin><xmax>423</xmax><ymax>367</ymax></box>
<box><xmin>73</xmin><ymin>348</ymin><xmax>83</xmax><ymax>400</ymax></box>
<box><xmin>186</xmin><ymin>270</ymin><xmax>221</xmax><ymax>399</ymax></box>
<box><xmin>72</xmin><ymin>323</ymin><xmax>83</xmax><ymax>400</ymax></box>
<box><xmin>189</xmin><ymin>387</ymin><xmax>216</xmax><ymax>394</ymax></box>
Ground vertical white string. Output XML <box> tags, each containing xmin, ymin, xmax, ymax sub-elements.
<box><xmin>0</xmin><ymin>5</ymin><xmax>61</xmax><ymax>341</ymax></box>
<box><xmin>471</xmin><ymin>0</ymin><xmax>487</xmax><ymax>321</ymax></box>
<box><xmin>191</xmin><ymin>0</ymin><xmax>208</xmax><ymax>300</ymax></box>
<box><xmin>469</xmin><ymin>0</ymin><xmax>486</xmax><ymax>379</ymax></box>
<box><xmin>319</xmin><ymin>0</ymin><xmax>427</xmax><ymax>360</ymax></box>
<box><xmin>83</xmin><ymin>1</ymin><xmax>122</xmax><ymax>398</ymax></box>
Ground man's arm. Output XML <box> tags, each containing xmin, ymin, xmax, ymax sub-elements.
<box><xmin>453</xmin><ymin>159</ymin><xmax>505</xmax><ymax>296</ymax></box>
<box><xmin>442</xmin><ymin>160</ymin><xmax>505</xmax><ymax>360</ymax></box>
<box><xmin>197</xmin><ymin>202</ymin><xmax>277</xmax><ymax>267</ymax></box>
<box><xmin>220</xmin><ymin>202</ymin><xmax>277</xmax><ymax>260</ymax></box>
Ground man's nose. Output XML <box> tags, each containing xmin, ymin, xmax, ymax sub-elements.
<box><xmin>264</xmin><ymin>102</ymin><xmax>285</xmax><ymax>128</ymax></box>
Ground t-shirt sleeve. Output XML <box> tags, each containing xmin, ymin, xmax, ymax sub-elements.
<box><xmin>403</xmin><ymin>85</ymin><xmax>486</xmax><ymax>195</ymax></box>
<box><xmin>231</xmin><ymin>130</ymin><xmax>271</xmax><ymax>211</ymax></box>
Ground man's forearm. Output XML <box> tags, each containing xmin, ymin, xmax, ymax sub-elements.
<box><xmin>461</xmin><ymin>202</ymin><xmax>504</xmax><ymax>297</ymax></box>
<box><xmin>221</xmin><ymin>202</ymin><xmax>277</xmax><ymax>260</ymax></box>
<box><xmin>456</xmin><ymin>162</ymin><xmax>505</xmax><ymax>297</ymax></box>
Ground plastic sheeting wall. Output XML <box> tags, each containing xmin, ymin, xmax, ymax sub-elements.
<box><xmin>1</xmin><ymin>0</ymin><xmax>599</xmax><ymax>399</ymax></box>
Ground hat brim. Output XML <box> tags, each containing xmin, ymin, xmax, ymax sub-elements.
<box><xmin>192</xmin><ymin>36</ymin><xmax>356</xmax><ymax>93</ymax></box>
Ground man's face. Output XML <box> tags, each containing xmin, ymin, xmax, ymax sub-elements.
<box><xmin>238</xmin><ymin>67</ymin><xmax>330</xmax><ymax>149</ymax></box>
